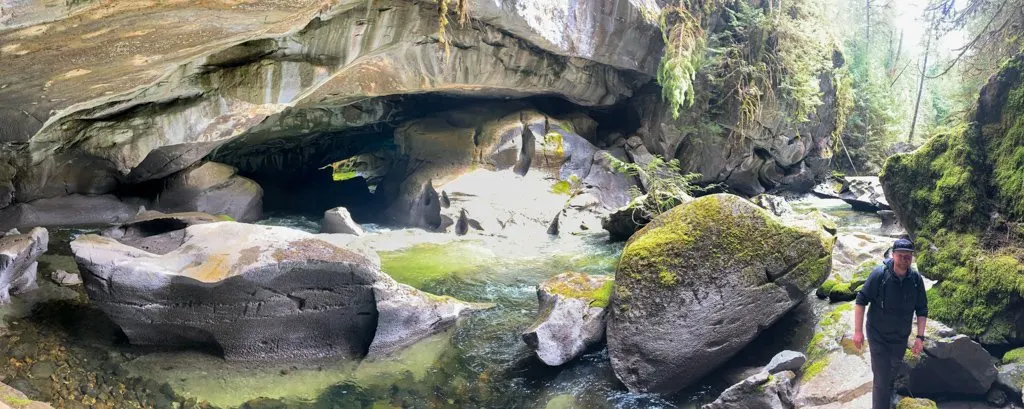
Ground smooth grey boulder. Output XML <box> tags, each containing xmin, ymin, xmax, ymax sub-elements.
<box><xmin>0</xmin><ymin>227</ymin><xmax>48</xmax><ymax>303</ymax></box>
<box><xmin>321</xmin><ymin>207</ymin><xmax>364</xmax><ymax>236</ymax></box>
<box><xmin>765</xmin><ymin>350</ymin><xmax>806</xmax><ymax>375</ymax></box>
<box><xmin>521</xmin><ymin>272</ymin><xmax>613</xmax><ymax>366</ymax></box>
<box><xmin>367</xmin><ymin>278</ymin><xmax>491</xmax><ymax>358</ymax></box>
<box><xmin>583</xmin><ymin>148</ymin><xmax>638</xmax><ymax>211</ymax></box>
<box><xmin>71</xmin><ymin>221</ymin><xmax>485</xmax><ymax>360</ymax></box>
<box><xmin>608</xmin><ymin>194</ymin><xmax>834</xmax><ymax>394</ymax></box>
<box><xmin>702</xmin><ymin>371</ymin><xmax>796</xmax><ymax>409</ymax></box>
<box><xmin>150</xmin><ymin>162</ymin><xmax>263</xmax><ymax>222</ymax></box>
<box><xmin>898</xmin><ymin>330</ymin><xmax>998</xmax><ymax>397</ymax></box>
<box><xmin>0</xmin><ymin>194</ymin><xmax>138</xmax><ymax>231</ymax></box>
<box><xmin>903</xmin><ymin>334</ymin><xmax>998</xmax><ymax>397</ymax></box>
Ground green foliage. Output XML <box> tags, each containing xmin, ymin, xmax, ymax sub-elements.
<box><xmin>706</xmin><ymin>0</ymin><xmax>834</xmax><ymax>129</ymax></box>
<box><xmin>656</xmin><ymin>0</ymin><xmax>717</xmax><ymax>119</ymax></box>
<box><xmin>436</xmin><ymin>0</ymin><xmax>470</xmax><ymax>62</ymax></box>
<box><xmin>606</xmin><ymin>153</ymin><xmax>703</xmax><ymax>221</ymax></box>
<box><xmin>1003</xmin><ymin>347</ymin><xmax>1024</xmax><ymax>364</ymax></box>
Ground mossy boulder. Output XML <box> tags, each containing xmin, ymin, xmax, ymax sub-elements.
<box><xmin>607</xmin><ymin>193</ymin><xmax>834</xmax><ymax>394</ymax></box>
<box><xmin>895</xmin><ymin>397</ymin><xmax>937</xmax><ymax>409</ymax></box>
<box><xmin>880</xmin><ymin>52</ymin><xmax>1024</xmax><ymax>347</ymax></box>
<box><xmin>815</xmin><ymin>261</ymin><xmax>873</xmax><ymax>302</ymax></box>
<box><xmin>0</xmin><ymin>380</ymin><xmax>54</xmax><ymax>408</ymax></box>
<box><xmin>521</xmin><ymin>273</ymin><xmax>613</xmax><ymax>366</ymax></box>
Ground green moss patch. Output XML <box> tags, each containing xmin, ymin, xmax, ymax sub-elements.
<box><xmin>541</xmin><ymin>273</ymin><xmax>614</xmax><ymax>308</ymax></box>
<box><xmin>896</xmin><ymin>397</ymin><xmax>938</xmax><ymax>409</ymax></box>
<box><xmin>1003</xmin><ymin>347</ymin><xmax>1024</xmax><ymax>364</ymax></box>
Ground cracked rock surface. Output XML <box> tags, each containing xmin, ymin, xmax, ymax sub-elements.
<box><xmin>70</xmin><ymin>220</ymin><xmax>485</xmax><ymax>360</ymax></box>
<box><xmin>608</xmin><ymin>193</ymin><xmax>834</xmax><ymax>394</ymax></box>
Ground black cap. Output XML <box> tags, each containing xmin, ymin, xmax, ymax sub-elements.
<box><xmin>893</xmin><ymin>238</ymin><xmax>915</xmax><ymax>253</ymax></box>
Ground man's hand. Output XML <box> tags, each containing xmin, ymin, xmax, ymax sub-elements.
<box><xmin>853</xmin><ymin>331</ymin><xmax>864</xmax><ymax>350</ymax></box>
<box><xmin>912</xmin><ymin>338</ymin><xmax>924</xmax><ymax>356</ymax></box>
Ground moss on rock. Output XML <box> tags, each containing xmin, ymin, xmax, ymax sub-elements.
<box><xmin>541</xmin><ymin>272</ymin><xmax>614</xmax><ymax>308</ymax></box>
<box><xmin>896</xmin><ymin>397</ymin><xmax>938</xmax><ymax>409</ymax></box>
<box><xmin>880</xmin><ymin>52</ymin><xmax>1024</xmax><ymax>345</ymax></box>
<box><xmin>1004</xmin><ymin>347</ymin><xmax>1024</xmax><ymax>364</ymax></box>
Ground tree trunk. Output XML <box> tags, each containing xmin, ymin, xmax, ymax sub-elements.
<box><xmin>865</xmin><ymin>0</ymin><xmax>871</xmax><ymax>44</ymax></box>
<box><xmin>889</xmin><ymin>29</ymin><xmax>904</xmax><ymax>77</ymax></box>
<box><xmin>908</xmin><ymin>31</ymin><xmax>932</xmax><ymax>144</ymax></box>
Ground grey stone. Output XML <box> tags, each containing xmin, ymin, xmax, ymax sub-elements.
<box><xmin>367</xmin><ymin>278</ymin><xmax>491</xmax><ymax>358</ymax></box>
<box><xmin>608</xmin><ymin>194</ymin><xmax>834</xmax><ymax>394</ymax></box>
<box><xmin>150</xmin><ymin>162</ymin><xmax>262</xmax><ymax>222</ymax></box>
<box><xmin>905</xmin><ymin>334</ymin><xmax>998</xmax><ymax>396</ymax></box>
<box><xmin>0</xmin><ymin>194</ymin><xmax>138</xmax><ymax>231</ymax></box>
<box><xmin>2</xmin><ymin>0</ymin><xmax>654</xmax><ymax>205</ymax></box>
<box><xmin>765</xmin><ymin>350</ymin><xmax>807</xmax><ymax>375</ymax></box>
<box><xmin>997</xmin><ymin>363</ymin><xmax>1024</xmax><ymax>396</ymax></box>
<box><xmin>521</xmin><ymin>272</ymin><xmax>612</xmax><ymax>366</ymax></box>
<box><xmin>702</xmin><ymin>371</ymin><xmax>796</xmax><ymax>409</ymax></box>
<box><xmin>320</xmin><ymin>207</ymin><xmax>364</xmax><ymax>236</ymax></box>
<box><xmin>0</xmin><ymin>227</ymin><xmax>48</xmax><ymax>303</ymax></box>
<box><xmin>71</xmin><ymin>222</ymin><xmax>484</xmax><ymax>360</ymax></box>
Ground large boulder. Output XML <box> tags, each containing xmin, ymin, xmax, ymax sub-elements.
<box><xmin>0</xmin><ymin>194</ymin><xmax>139</xmax><ymax>231</ymax></box>
<box><xmin>0</xmin><ymin>227</ymin><xmax>48</xmax><ymax>303</ymax></box>
<box><xmin>321</xmin><ymin>207</ymin><xmax>364</xmax><ymax>236</ymax></box>
<box><xmin>879</xmin><ymin>52</ymin><xmax>1024</xmax><ymax>347</ymax></box>
<box><xmin>608</xmin><ymin>194</ymin><xmax>834</xmax><ymax>393</ymax></box>
<box><xmin>521</xmin><ymin>272</ymin><xmax>613</xmax><ymax>366</ymax></box>
<box><xmin>901</xmin><ymin>333</ymin><xmax>998</xmax><ymax>397</ymax></box>
<box><xmin>702</xmin><ymin>371</ymin><xmax>796</xmax><ymax>409</ymax></box>
<box><xmin>149</xmin><ymin>162</ymin><xmax>262</xmax><ymax>222</ymax></box>
<box><xmin>70</xmin><ymin>221</ymin><xmax>484</xmax><ymax>360</ymax></box>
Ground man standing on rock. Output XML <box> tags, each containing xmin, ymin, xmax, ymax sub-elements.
<box><xmin>852</xmin><ymin>237</ymin><xmax>928</xmax><ymax>409</ymax></box>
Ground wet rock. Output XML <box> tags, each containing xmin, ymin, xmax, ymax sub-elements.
<box><xmin>546</xmin><ymin>212</ymin><xmax>561</xmax><ymax>236</ymax></box>
<box><xmin>765</xmin><ymin>351</ymin><xmax>806</xmax><ymax>375</ymax></box>
<box><xmin>987</xmin><ymin>387</ymin><xmax>1009</xmax><ymax>407</ymax></box>
<box><xmin>29</xmin><ymin>361</ymin><xmax>56</xmax><ymax>379</ymax></box>
<box><xmin>609</xmin><ymin>194</ymin><xmax>834</xmax><ymax>393</ymax></box>
<box><xmin>0</xmin><ymin>195</ymin><xmax>138</xmax><ymax>231</ymax></box>
<box><xmin>367</xmin><ymin>279</ymin><xmax>491</xmax><ymax>357</ymax></box>
<box><xmin>582</xmin><ymin>148</ymin><xmax>639</xmax><ymax>210</ymax></box>
<box><xmin>701</xmin><ymin>370</ymin><xmax>796</xmax><ymax>409</ymax></box>
<box><xmin>521</xmin><ymin>272</ymin><xmax>613</xmax><ymax>366</ymax></box>
<box><xmin>320</xmin><ymin>207</ymin><xmax>364</xmax><ymax>236</ymax></box>
<box><xmin>0</xmin><ymin>380</ymin><xmax>53</xmax><ymax>408</ymax></box>
<box><xmin>878</xmin><ymin>210</ymin><xmax>905</xmax><ymax>237</ymax></box>
<box><xmin>0</xmin><ymin>227</ymin><xmax>48</xmax><ymax>303</ymax></box>
<box><xmin>71</xmin><ymin>222</ymin><xmax>482</xmax><ymax>360</ymax></box>
<box><xmin>842</xmin><ymin>177</ymin><xmax>890</xmax><ymax>212</ymax></box>
<box><xmin>149</xmin><ymin>162</ymin><xmax>262</xmax><ymax>222</ymax></box>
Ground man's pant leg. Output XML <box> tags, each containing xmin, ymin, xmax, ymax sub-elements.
<box><xmin>869</xmin><ymin>338</ymin><xmax>904</xmax><ymax>409</ymax></box>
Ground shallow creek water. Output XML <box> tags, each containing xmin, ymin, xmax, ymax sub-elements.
<box><xmin>0</xmin><ymin>196</ymin><xmax>883</xmax><ymax>409</ymax></box>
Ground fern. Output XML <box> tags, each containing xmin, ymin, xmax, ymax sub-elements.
<box><xmin>656</xmin><ymin>1</ymin><xmax>715</xmax><ymax>119</ymax></box>
<box><xmin>607</xmin><ymin>153</ymin><xmax>706</xmax><ymax>219</ymax></box>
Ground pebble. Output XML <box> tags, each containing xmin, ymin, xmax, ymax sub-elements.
<box><xmin>29</xmin><ymin>361</ymin><xmax>57</xmax><ymax>379</ymax></box>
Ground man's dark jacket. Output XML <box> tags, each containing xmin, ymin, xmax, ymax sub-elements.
<box><xmin>855</xmin><ymin>259</ymin><xmax>928</xmax><ymax>344</ymax></box>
